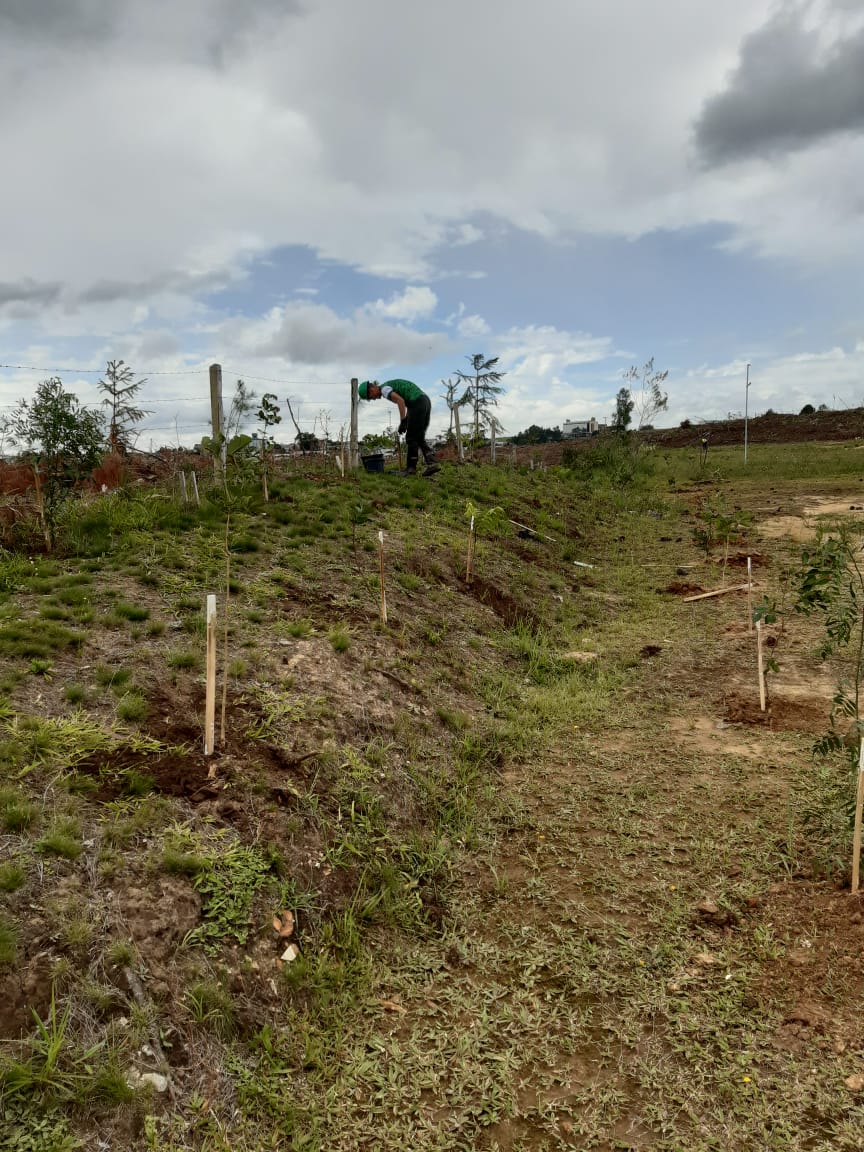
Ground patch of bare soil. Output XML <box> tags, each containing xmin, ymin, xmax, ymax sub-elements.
<box><xmin>724</xmin><ymin>692</ymin><xmax>830</xmax><ymax>732</ymax></box>
<box><xmin>661</xmin><ymin>581</ymin><xmax>705</xmax><ymax>595</ymax></box>
<box><xmin>666</xmin><ymin>715</ymin><xmax>776</xmax><ymax>760</ymax></box>
<box><xmin>463</xmin><ymin>576</ymin><xmax>538</xmax><ymax>628</ymax></box>
<box><xmin>74</xmin><ymin>745</ymin><xmax>218</xmax><ymax>802</ymax></box>
<box><xmin>752</xmin><ymin>882</ymin><xmax>864</xmax><ymax>1054</ymax></box>
<box><xmin>122</xmin><ymin>877</ymin><xmax>202</xmax><ymax>970</ymax></box>
<box><xmin>0</xmin><ymin>955</ymin><xmax>53</xmax><ymax>1040</ymax></box>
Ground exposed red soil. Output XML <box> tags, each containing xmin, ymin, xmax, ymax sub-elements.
<box><xmin>723</xmin><ymin>693</ymin><xmax>831</xmax><ymax>732</ymax></box>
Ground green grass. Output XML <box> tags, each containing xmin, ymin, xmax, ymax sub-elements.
<box><xmin>113</xmin><ymin>601</ymin><xmax>150</xmax><ymax>622</ymax></box>
<box><xmin>0</xmin><ymin>787</ymin><xmax>38</xmax><ymax>833</ymax></box>
<box><xmin>94</xmin><ymin>664</ymin><xmax>131</xmax><ymax>689</ymax></box>
<box><xmin>63</xmin><ymin>683</ymin><xmax>86</xmax><ymax>705</ymax></box>
<box><xmin>168</xmin><ymin>650</ymin><xmax>201</xmax><ymax>670</ymax></box>
<box><xmin>0</xmin><ymin>861</ymin><xmax>25</xmax><ymax>892</ymax></box>
<box><xmin>0</xmin><ymin>620</ymin><xmax>83</xmax><ymax>660</ymax></box>
<box><xmin>328</xmin><ymin>625</ymin><xmax>351</xmax><ymax>653</ymax></box>
<box><xmin>0</xmin><ymin>915</ymin><xmax>18</xmax><ymax>965</ymax></box>
<box><xmin>116</xmin><ymin>693</ymin><xmax>148</xmax><ymax>723</ymax></box>
<box><xmin>36</xmin><ymin>820</ymin><xmax>82</xmax><ymax>860</ymax></box>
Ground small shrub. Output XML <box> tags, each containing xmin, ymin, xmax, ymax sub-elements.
<box><xmin>28</xmin><ymin>659</ymin><xmax>53</xmax><ymax>677</ymax></box>
<box><xmin>146</xmin><ymin>620</ymin><xmax>166</xmax><ymax>637</ymax></box>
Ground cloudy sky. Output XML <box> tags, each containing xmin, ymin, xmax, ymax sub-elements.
<box><xmin>1</xmin><ymin>0</ymin><xmax>863</xmax><ymax>444</ymax></box>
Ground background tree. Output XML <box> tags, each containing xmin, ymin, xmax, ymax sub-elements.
<box><xmin>512</xmin><ymin>425</ymin><xmax>563</xmax><ymax>445</ymax></box>
<box><xmin>611</xmin><ymin>388</ymin><xmax>634</xmax><ymax>435</ymax></box>
<box><xmin>441</xmin><ymin>376</ymin><xmax>471</xmax><ymax>462</ymax></box>
<box><xmin>98</xmin><ymin>359</ymin><xmax>148</xmax><ymax>454</ymax></box>
<box><xmin>456</xmin><ymin>354</ymin><xmax>506</xmax><ymax>441</ymax></box>
<box><xmin>256</xmin><ymin>393</ymin><xmax>281</xmax><ymax>501</ymax></box>
<box><xmin>623</xmin><ymin>357</ymin><xmax>669</xmax><ymax>432</ymax></box>
<box><xmin>7</xmin><ymin>378</ymin><xmax>104</xmax><ymax>550</ymax></box>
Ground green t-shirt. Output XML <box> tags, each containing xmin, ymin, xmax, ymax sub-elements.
<box><xmin>380</xmin><ymin>379</ymin><xmax>425</xmax><ymax>404</ymax></box>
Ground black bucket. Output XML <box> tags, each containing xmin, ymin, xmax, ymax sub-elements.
<box><xmin>361</xmin><ymin>454</ymin><xmax>385</xmax><ymax>473</ymax></box>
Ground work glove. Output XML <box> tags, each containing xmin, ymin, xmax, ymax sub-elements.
<box><xmin>398</xmin><ymin>417</ymin><xmax>408</xmax><ymax>435</ymax></box>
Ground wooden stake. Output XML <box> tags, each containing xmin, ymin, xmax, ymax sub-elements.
<box><xmin>465</xmin><ymin>515</ymin><xmax>475</xmax><ymax>584</ymax></box>
<box><xmin>190</xmin><ymin>471</ymin><xmax>200</xmax><ymax>507</ymax></box>
<box><xmin>852</xmin><ymin>738</ymin><xmax>864</xmax><ymax>894</ymax></box>
<box><xmin>204</xmin><ymin>594</ymin><xmax>217</xmax><ymax>757</ymax></box>
<box><xmin>179</xmin><ymin>472</ymin><xmax>188</xmax><ymax>504</ymax></box>
<box><xmin>747</xmin><ymin>556</ymin><xmax>753</xmax><ymax>632</ymax></box>
<box><xmin>756</xmin><ymin>620</ymin><xmax>766</xmax><ymax>712</ymax></box>
<box><xmin>209</xmin><ymin>363</ymin><xmax>224</xmax><ymax>480</ymax></box>
<box><xmin>378</xmin><ymin>530</ymin><xmax>388</xmax><ymax>624</ymax></box>
<box><xmin>349</xmin><ymin>378</ymin><xmax>360</xmax><ymax>471</ymax></box>
<box><xmin>682</xmin><ymin>583</ymin><xmax>752</xmax><ymax>602</ymax></box>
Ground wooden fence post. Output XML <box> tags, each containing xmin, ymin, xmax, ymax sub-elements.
<box><xmin>209</xmin><ymin>364</ymin><xmax>224</xmax><ymax>479</ymax></box>
<box><xmin>349</xmin><ymin>378</ymin><xmax>360</xmax><ymax>471</ymax></box>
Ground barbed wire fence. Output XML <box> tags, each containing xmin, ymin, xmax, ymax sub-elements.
<box><xmin>0</xmin><ymin>361</ymin><xmax>373</xmax><ymax>467</ymax></box>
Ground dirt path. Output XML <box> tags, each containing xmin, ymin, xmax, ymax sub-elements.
<box><xmin>357</xmin><ymin>497</ymin><xmax>864</xmax><ymax>1151</ymax></box>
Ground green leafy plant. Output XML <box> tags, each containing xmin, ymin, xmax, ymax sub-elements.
<box><xmin>185</xmin><ymin>843</ymin><xmax>272</xmax><ymax>953</ymax></box>
<box><xmin>6</xmin><ymin>377</ymin><xmax>105</xmax><ymax>551</ymax></box>
<box><xmin>796</xmin><ymin>530</ymin><xmax>864</xmax><ymax>757</ymax></box>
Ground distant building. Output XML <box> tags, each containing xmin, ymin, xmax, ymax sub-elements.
<box><xmin>562</xmin><ymin>418</ymin><xmax>598</xmax><ymax>438</ymax></box>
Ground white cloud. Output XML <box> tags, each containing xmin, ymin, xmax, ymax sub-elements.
<box><xmin>4</xmin><ymin>0</ymin><xmax>846</xmax><ymax>314</ymax></box>
<box><xmin>369</xmin><ymin>285</ymin><xmax>437</xmax><ymax>322</ymax></box>
<box><xmin>457</xmin><ymin>314</ymin><xmax>490</xmax><ymax>339</ymax></box>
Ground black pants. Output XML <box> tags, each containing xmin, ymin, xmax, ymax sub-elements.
<box><xmin>405</xmin><ymin>396</ymin><xmax>433</xmax><ymax>470</ymax></box>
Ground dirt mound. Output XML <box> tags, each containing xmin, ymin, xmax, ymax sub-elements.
<box><xmin>74</xmin><ymin>745</ymin><xmax>217</xmax><ymax>802</ymax></box>
<box><xmin>724</xmin><ymin>693</ymin><xmax>830</xmax><ymax>733</ymax></box>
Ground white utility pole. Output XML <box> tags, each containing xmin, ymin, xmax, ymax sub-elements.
<box><xmin>744</xmin><ymin>362</ymin><xmax>751</xmax><ymax>465</ymax></box>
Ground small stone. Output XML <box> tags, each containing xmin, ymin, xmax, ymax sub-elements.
<box><xmin>696</xmin><ymin>899</ymin><xmax>720</xmax><ymax>918</ymax></box>
<box><xmin>694</xmin><ymin>952</ymin><xmax>717</xmax><ymax>967</ymax></box>
<box><xmin>139</xmin><ymin>1072</ymin><xmax>169</xmax><ymax>1093</ymax></box>
<box><xmin>845</xmin><ymin>1074</ymin><xmax>864</xmax><ymax>1092</ymax></box>
<box><xmin>280</xmin><ymin>943</ymin><xmax>300</xmax><ymax>963</ymax></box>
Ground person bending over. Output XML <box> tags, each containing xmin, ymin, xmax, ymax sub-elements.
<box><xmin>358</xmin><ymin>379</ymin><xmax>440</xmax><ymax>476</ymax></box>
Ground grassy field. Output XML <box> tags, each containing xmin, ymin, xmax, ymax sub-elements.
<box><xmin>2</xmin><ymin>441</ymin><xmax>864</xmax><ymax>1150</ymax></box>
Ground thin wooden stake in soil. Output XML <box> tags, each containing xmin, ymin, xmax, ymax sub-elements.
<box><xmin>466</xmin><ymin>515</ymin><xmax>476</xmax><ymax>584</ymax></box>
<box><xmin>204</xmin><ymin>594</ymin><xmax>217</xmax><ymax>757</ymax></box>
<box><xmin>190</xmin><ymin>471</ymin><xmax>200</xmax><ymax>507</ymax></box>
<box><xmin>179</xmin><ymin>472</ymin><xmax>188</xmax><ymax>504</ymax></box>
<box><xmin>852</xmin><ymin>738</ymin><xmax>864</xmax><ymax>894</ymax></box>
<box><xmin>378</xmin><ymin>530</ymin><xmax>388</xmax><ymax>624</ymax></box>
<box><xmin>756</xmin><ymin>620</ymin><xmax>766</xmax><ymax>712</ymax></box>
<box><xmin>747</xmin><ymin>556</ymin><xmax>753</xmax><ymax>632</ymax></box>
